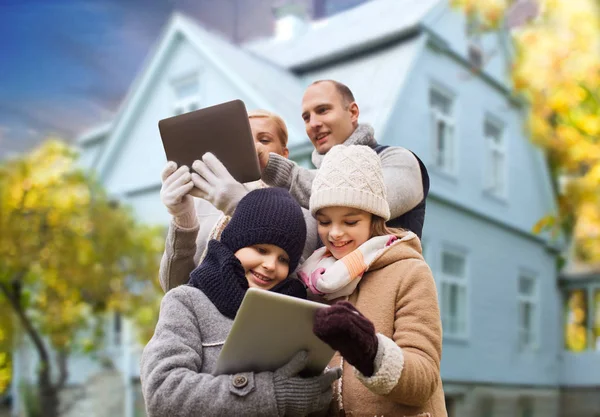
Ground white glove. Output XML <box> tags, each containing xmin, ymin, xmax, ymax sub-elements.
<box><xmin>190</xmin><ymin>153</ymin><xmax>248</xmax><ymax>216</ymax></box>
<box><xmin>160</xmin><ymin>162</ymin><xmax>198</xmax><ymax>228</ymax></box>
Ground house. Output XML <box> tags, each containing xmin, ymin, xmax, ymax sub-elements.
<box><xmin>12</xmin><ymin>0</ymin><xmax>597</xmax><ymax>416</ymax></box>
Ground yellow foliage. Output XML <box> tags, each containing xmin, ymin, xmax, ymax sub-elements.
<box><xmin>453</xmin><ymin>0</ymin><xmax>600</xmax><ymax>263</ymax></box>
<box><xmin>0</xmin><ymin>139</ymin><xmax>163</xmax><ymax>360</ymax></box>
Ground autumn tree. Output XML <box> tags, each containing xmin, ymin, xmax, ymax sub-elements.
<box><xmin>451</xmin><ymin>0</ymin><xmax>600</xmax><ymax>262</ymax></box>
<box><xmin>0</xmin><ymin>140</ymin><xmax>164</xmax><ymax>417</ymax></box>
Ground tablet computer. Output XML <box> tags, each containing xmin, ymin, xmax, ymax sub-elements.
<box><xmin>213</xmin><ymin>288</ymin><xmax>335</xmax><ymax>377</ymax></box>
<box><xmin>158</xmin><ymin>99</ymin><xmax>261</xmax><ymax>183</ymax></box>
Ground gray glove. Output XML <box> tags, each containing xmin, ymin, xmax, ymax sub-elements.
<box><xmin>190</xmin><ymin>153</ymin><xmax>249</xmax><ymax>216</ymax></box>
<box><xmin>272</xmin><ymin>351</ymin><xmax>341</xmax><ymax>417</ymax></box>
<box><xmin>160</xmin><ymin>162</ymin><xmax>198</xmax><ymax>228</ymax></box>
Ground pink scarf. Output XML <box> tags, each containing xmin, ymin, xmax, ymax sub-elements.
<box><xmin>297</xmin><ymin>235</ymin><xmax>398</xmax><ymax>300</ymax></box>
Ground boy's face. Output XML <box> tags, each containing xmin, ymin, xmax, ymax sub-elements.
<box><xmin>316</xmin><ymin>207</ymin><xmax>372</xmax><ymax>260</ymax></box>
<box><xmin>234</xmin><ymin>244</ymin><xmax>290</xmax><ymax>290</ymax></box>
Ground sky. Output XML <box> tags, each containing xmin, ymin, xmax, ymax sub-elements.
<box><xmin>0</xmin><ymin>0</ymin><xmax>178</xmax><ymax>158</ymax></box>
<box><xmin>0</xmin><ymin>0</ymin><xmax>373</xmax><ymax>159</ymax></box>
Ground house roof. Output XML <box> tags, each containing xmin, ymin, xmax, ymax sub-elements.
<box><xmin>244</xmin><ymin>0</ymin><xmax>440</xmax><ymax>70</ymax></box>
<box><xmin>93</xmin><ymin>12</ymin><xmax>312</xmax><ymax>179</ymax></box>
<box><xmin>175</xmin><ymin>14</ymin><xmax>307</xmax><ymax>147</ymax></box>
<box><xmin>87</xmin><ymin>1</ymin><xmax>439</xmax><ymax>177</ymax></box>
<box><xmin>77</xmin><ymin>121</ymin><xmax>113</xmax><ymax>146</ymax></box>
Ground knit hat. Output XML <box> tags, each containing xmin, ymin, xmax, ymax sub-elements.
<box><xmin>310</xmin><ymin>145</ymin><xmax>390</xmax><ymax>220</ymax></box>
<box><xmin>221</xmin><ymin>187</ymin><xmax>307</xmax><ymax>272</ymax></box>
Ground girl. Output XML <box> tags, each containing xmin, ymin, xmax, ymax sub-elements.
<box><xmin>141</xmin><ymin>187</ymin><xmax>340</xmax><ymax>417</ymax></box>
<box><xmin>297</xmin><ymin>145</ymin><xmax>447</xmax><ymax>416</ymax></box>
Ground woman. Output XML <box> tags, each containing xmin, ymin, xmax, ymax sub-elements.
<box><xmin>157</xmin><ymin>110</ymin><xmax>318</xmax><ymax>292</ymax></box>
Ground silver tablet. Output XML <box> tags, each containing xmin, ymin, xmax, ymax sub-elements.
<box><xmin>213</xmin><ymin>288</ymin><xmax>335</xmax><ymax>376</ymax></box>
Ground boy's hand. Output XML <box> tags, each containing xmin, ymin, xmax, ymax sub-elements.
<box><xmin>313</xmin><ymin>301</ymin><xmax>378</xmax><ymax>376</ymax></box>
<box><xmin>190</xmin><ymin>153</ymin><xmax>248</xmax><ymax>216</ymax></box>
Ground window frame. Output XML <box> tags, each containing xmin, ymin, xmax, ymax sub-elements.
<box><xmin>483</xmin><ymin>116</ymin><xmax>507</xmax><ymax>198</ymax></box>
<box><xmin>438</xmin><ymin>245</ymin><xmax>470</xmax><ymax>340</ymax></box>
<box><xmin>429</xmin><ymin>84</ymin><xmax>457</xmax><ymax>176</ymax></box>
<box><xmin>517</xmin><ymin>270</ymin><xmax>539</xmax><ymax>351</ymax></box>
<box><xmin>171</xmin><ymin>72</ymin><xmax>201</xmax><ymax>116</ymax></box>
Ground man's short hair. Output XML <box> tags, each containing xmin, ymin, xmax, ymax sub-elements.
<box><xmin>311</xmin><ymin>80</ymin><xmax>356</xmax><ymax>109</ymax></box>
<box><xmin>248</xmin><ymin>109</ymin><xmax>289</xmax><ymax>147</ymax></box>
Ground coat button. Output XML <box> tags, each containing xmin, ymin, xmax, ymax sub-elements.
<box><xmin>232</xmin><ymin>374</ymin><xmax>248</xmax><ymax>388</ymax></box>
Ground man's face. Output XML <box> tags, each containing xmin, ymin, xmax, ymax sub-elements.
<box><xmin>301</xmin><ymin>82</ymin><xmax>359</xmax><ymax>154</ymax></box>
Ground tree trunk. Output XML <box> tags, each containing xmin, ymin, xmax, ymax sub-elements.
<box><xmin>38</xmin><ymin>362</ymin><xmax>59</xmax><ymax>417</ymax></box>
<box><xmin>0</xmin><ymin>278</ymin><xmax>62</xmax><ymax>417</ymax></box>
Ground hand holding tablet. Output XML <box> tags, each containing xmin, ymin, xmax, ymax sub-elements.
<box><xmin>213</xmin><ymin>288</ymin><xmax>335</xmax><ymax>377</ymax></box>
<box><xmin>158</xmin><ymin>99</ymin><xmax>261</xmax><ymax>184</ymax></box>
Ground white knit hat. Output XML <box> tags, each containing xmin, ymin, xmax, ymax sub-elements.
<box><xmin>310</xmin><ymin>145</ymin><xmax>390</xmax><ymax>220</ymax></box>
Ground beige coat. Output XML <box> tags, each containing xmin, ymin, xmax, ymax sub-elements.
<box><xmin>327</xmin><ymin>231</ymin><xmax>447</xmax><ymax>417</ymax></box>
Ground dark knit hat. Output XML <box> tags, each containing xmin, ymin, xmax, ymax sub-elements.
<box><xmin>221</xmin><ymin>187</ymin><xmax>307</xmax><ymax>272</ymax></box>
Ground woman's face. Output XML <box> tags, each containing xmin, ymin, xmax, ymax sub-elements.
<box><xmin>316</xmin><ymin>207</ymin><xmax>372</xmax><ymax>259</ymax></box>
<box><xmin>250</xmin><ymin>117</ymin><xmax>289</xmax><ymax>170</ymax></box>
<box><xmin>234</xmin><ymin>244</ymin><xmax>290</xmax><ymax>290</ymax></box>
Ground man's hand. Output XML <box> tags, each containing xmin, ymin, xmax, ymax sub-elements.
<box><xmin>190</xmin><ymin>153</ymin><xmax>248</xmax><ymax>216</ymax></box>
<box><xmin>160</xmin><ymin>162</ymin><xmax>198</xmax><ymax>228</ymax></box>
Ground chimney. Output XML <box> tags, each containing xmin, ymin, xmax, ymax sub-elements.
<box><xmin>272</xmin><ymin>1</ymin><xmax>308</xmax><ymax>41</ymax></box>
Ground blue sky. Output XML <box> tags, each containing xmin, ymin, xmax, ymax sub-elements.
<box><xmin>0</xmin><ymin>0</ymin><xmax>173</xmax><ymax>157</ymax></box>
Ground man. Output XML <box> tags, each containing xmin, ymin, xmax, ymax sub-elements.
<box><xmin>261</xmin><ymin>80</ymin><xmax>429</xmax><ymax>238</ymax></box>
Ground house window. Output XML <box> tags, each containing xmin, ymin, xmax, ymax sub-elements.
<box><xmin>113</xmin><ymin>312</ymin><xmax>122</xmax><ymax>346</ymax></box>
<box><xmin>479</xmin><ymin>396</ymin><xmax>494</xmax><ymax>417</ymax></box>
<box><xmin>439</xmin><ymin>248</ymin><xmax>468</xmax><ymax>338</ymax></box>
<box><xmin>484</xmin><ymin>119</ymin><xmax>506</xmax><ymax>196</ymax></box>
<box><xmin>429</xmin><ymin>88</ymin><xmax>455</xmax><ymax>174</ymax></box>
<box><xmin>172</xmin><ymin>74</ymin><xmax>200</xmax><ymax>115</ymax></box>
<box><xmin>594</xmin><ymin>289</ymin><xmax>600</xmax><ymax>351</ymax></box>
<box><xmin>518</xmin><ymin>273</ymin><xmax>538</xmax><ymax>350</ymax></box>
<box><xmin>564</xmin><ymin>289</ymin><xmax>588</xmax><ymax>352</ymax></box>
<box><xmin>517</xmin><ymin>397</ymin><xmax>535</xmax><ymax>417</ymax></box>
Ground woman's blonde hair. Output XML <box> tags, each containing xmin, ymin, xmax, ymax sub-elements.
<box><xmin>370</xmin><ymin>216</ymin><xmax>405</xmax><ymax>238</ymax></box>
<box><xmin>248</xmin><ymin>109</ymin><xmax>289</xmax><ymax>147</ymax></box>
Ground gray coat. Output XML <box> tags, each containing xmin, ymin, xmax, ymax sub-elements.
<box><xmin>140</xmin><ymin>285</ymin><xmax>280</xmax><ymax>417</ymax></box>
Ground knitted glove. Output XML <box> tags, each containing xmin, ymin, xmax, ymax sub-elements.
<box><xmin>160</xmin><ymin>162</ymin><xmax>198</xmax><ymax>228</ymax></box>
<box><xmin>190</xmin><ymin>153</ymin><xmax>248</xmax><ymax>216</ymax></box>
<box><xmin>313</xmin><ymin>301</ymin><xmax>378</xmax><ymax>376</ymax></box>
<box><xmin>272</xmin><ymin>351</ymin><xmax>341</xmax><ymax>417</ymax></box>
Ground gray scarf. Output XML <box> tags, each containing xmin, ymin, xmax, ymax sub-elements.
<box><xmin>311</xmin><ymin>124</ymin><xmax>377</xmax><ymax>168</ymax></box>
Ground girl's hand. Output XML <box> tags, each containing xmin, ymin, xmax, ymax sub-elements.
<box><xmin>313</xmin><ymin>301</ymin><xmax>378</xmax><ymax>376</ymax></box>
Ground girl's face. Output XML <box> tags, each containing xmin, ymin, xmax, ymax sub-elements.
<box><xmin>316</xmin><ymin>207</ymin><xmax>372</xmax><ymax>259</ymax></box>
<box><xmin>234</xmin><ymin>244</ymin><xmax>290</xmax><ymax>290</ymax></box>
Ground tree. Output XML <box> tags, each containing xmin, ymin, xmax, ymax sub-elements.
<box><xmin>451</xmin><ymin>0</ymin><xmax>600</xmax><ymax>262</ymax></box>
<box><xmin>0</xmin><ymin>140</ymin><xmax>164</xmax><ymax>417</ymax></box>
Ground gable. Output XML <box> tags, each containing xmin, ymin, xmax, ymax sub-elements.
<box><xmin>300</xmin><ymin>35</ymin><xmax>426</xmax><ymax>135</ymax></box>
<box><xmin>94</xmin><ymin>13</ymin><xmax>309</xmax><ymax>187</ymax></box>
<box><xmin>101</xmin><ymin>35</ymin><xmax>288</xmax><ymax>196</ymax></box>
<box><xmin>421</xmin><ymin>1</ymin><xmax>513</xmax><ymax>90</ymax></box>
